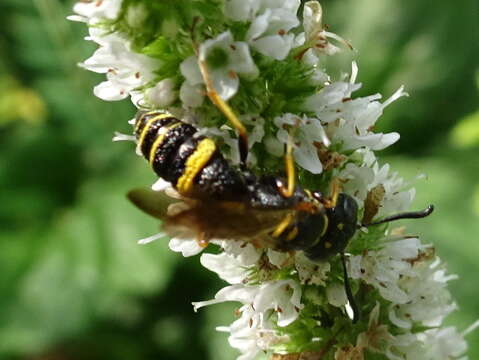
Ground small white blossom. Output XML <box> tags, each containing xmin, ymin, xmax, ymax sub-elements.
<box><xmin>225</xmin><ymin>0</ymin><xmax>300</xmax><ymax>60</ymax></box>
<box><xmin>197</xmin><ymin>116</ymin><xmax>264</xmax><ymax>165</ymax></box>
<box><xmin>68</xmin><ymin>0</ymin><xmax>121</xmax><ymax>24</ymax></box>
<box><xmin>295</xmin><ymin>252</ymin><xmax>330</xmax><ymax>286</ymax></box>
<box><xmin>303</xmin><ymin>64</ymin><xmax>404</xmax><ymax>152</ymax></box>
<box><xmin>349</xmin><ymin>238</ymin><xmax>423</xmax><ymax>304</ymax></box>
<box><xmin>168</xmin><ymin>231</ymin><xmax>205</xmax><ymax>257</ymax></box>
<box><xmin>201</xmin><ymin>252</ymin><xmax>251</xmax><ymax>284</ymax></box>
<box><xmin>219</xmin><ymin>306</ymin><xmax>288</xmax><ymax>360</ymax></box>
<box><xmin>326</xmin><ymin>282</ymin><xmax>347</xmax><ymax>307</ymax></box>
<box><xmin>80</xmin><ymin>29</ymin><xmax>157</xmax><ymax>102</ymax></box>
<box><xmin>272</xmin><ymin>113</ymin><xmax>330</xmax><ymax>174</ymax></box>
<box><xmin>125</xmin><ymin>3</ymin><xmax>147</xmax><ymax>28</ymax></box>
<box><xmin>181</xmin><ymin>31</ymin><xmax>258</xmax><ymax>106</ymax></box>
<box><xmin>144</xmin><ymin>78</ymin><xmax>177</xmax><ymax>108</ymax></box>
<box><xmin>340</xmin><ymin>149</ymin><xmax>415</xmax><ymax>215</ymax></box>
<box><xmin>388</xmin><ymin>327</ymin><xmax>468</xmax><ymax>360</ymax></box>
<box><xmin>266</xmin><ymin>249</ymin><xmax>291</xmax><ymax>268</ymax></box>
<box><xmin>301</xmin><ymin>1</ymin><xmax>346</xmax><ymax>56</ymax></box>
<box><xmin>193</xmin><ymin>279</ymin><xmax>303</xmax><ymax>327</ymax></box>
<box><xmin>389</xmin><ymin>259</ymin><xmax>457</xmax><ymax>329</ymax></box>
<box><xmin>200</xmin><ymin>241</ymin><xmax>261</xmax><ymax>284</ymax></box>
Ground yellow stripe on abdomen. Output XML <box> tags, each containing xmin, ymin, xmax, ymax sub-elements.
<box><xmin>148</xmin><ymin>122</ymin><xmax>182</xmax><ymax>164</ymax></box>
<box><xmin>176</xmin><ymin>138</ymin><xmax>216</xmax><ymax>195</ymax></box>
<box><xmin>137</xmin><ymin>113</ymin><xmax>174</xmax><ymax>148</ymax></box>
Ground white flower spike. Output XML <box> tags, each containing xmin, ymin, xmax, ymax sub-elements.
<box><xmin>71</xmin><ymin>1</ymin><xmax>472</xmax><ymax>359</ymax></box>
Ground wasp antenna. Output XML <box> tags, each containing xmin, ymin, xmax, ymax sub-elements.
<box><xmin>340</xmin><ymin>252</ymin><xmax>360</xmax><ymax>323</ymax></box>
<box><xmin>363</xmin><ymin>205</ymin><xmax>434</xmax><ymax>227</ymax></box>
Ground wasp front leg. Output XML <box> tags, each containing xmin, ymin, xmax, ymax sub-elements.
<box><xmin>323</xmin><ymin>177</ymin><xmax>343</xmax><ymax>209</ymax></box>
<box><xmin>276</xmin><ymin>122</ymin><xmax>300</xmax><ymax>198</ymax></box>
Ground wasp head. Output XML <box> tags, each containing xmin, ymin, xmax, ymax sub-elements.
<box><xmin>304</xmin><ymin>193</ymin><xmax>359</xmax><ymax>261</ymax></box>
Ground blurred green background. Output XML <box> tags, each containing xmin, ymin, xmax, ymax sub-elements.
<box><xmin>0</xmin><ymin>0</ymin><xmax>477</xmax><ymax>359</ymax></box>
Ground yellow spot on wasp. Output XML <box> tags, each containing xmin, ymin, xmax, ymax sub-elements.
<box><xmin>325</xmin><ymin>241</ymin><xmax>332</xmax><ymax>249</ymax></box>
<box><xmin>176</xmin><ymin>138</ymin><xmax>216</xmax><ymax>194</ymax></box>
<box><xmin>337</xmin><ymin>223</ymin><xmax>344</xmax><ymax>230</ymax></box>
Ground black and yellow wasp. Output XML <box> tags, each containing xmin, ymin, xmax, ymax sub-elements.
<box><xmin>127</xmin><ymin>58</ymin><xmax>433</xmax><ymax>322</ymax></box>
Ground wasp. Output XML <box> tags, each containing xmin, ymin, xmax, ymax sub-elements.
<box><xmin>127</xmin><ymin>58</ymin><xmax>434</xmax><ymax>322</ymax></box>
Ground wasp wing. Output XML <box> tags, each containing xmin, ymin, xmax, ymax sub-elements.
<box><xmin>165</xmin><ymin>201</ymin><xmax>289</xmax><ymax>244</ymax></box>
<box><xmin>127</xmin><ymin>187</ymin><xmax>290</xmax><ymax>248</ymax></box>
<box><xmin>127</xmin><ymin>187</ymin><xmax>182</xmax><ymax>220</ymax></box>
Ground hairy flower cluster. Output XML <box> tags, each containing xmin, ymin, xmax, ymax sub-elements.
<box><xmin>71</xmin><ymin>1</ymin><xmax>474</xmax><ymax>359</ymax></box>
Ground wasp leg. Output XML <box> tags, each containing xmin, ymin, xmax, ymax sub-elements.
<box><xmin>271</xmin><ymin>213</ymin><xmax>295</xmax><ymax>238</ymax></box>
<box><xmin>196</xmin><ymin>231</ymin><xmax>210</xmax><ymax>248</ymax></box>
<box><xmin>340</xmin><ymin>252</ymin><xmax>360</xmax><ymax>323</ymax></box>
<box><xmin>324</xmin><ymin>178</ymin><xmax>342</xmax><ymax>208</ymax></box>
<box><xmin>276</xmin><ymin>127</ymin><xmax>297</xmax><ymax>198</ymax></box>
<box><xmin>197</xmin><ymin>59</ymin><xmax>249</xmax><ymax>169</ymax></box>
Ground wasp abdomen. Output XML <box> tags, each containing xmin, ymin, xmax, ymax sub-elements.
<box><xmin>195</xmin><ymin>155</ymin><xmax>245</xmax><ymax>199</ymax></box>
<box><xmin>134</xmin><ymin>111</ymin><xmax>246</xmax><ymax>199</ymax></box>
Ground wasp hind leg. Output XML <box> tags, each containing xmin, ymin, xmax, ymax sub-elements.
<box><xmin>197</xmin><ymin>59</ymin><xmax>249</xmax><ymax>170</ymax></box>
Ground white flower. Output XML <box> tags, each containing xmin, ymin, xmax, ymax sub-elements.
<box><xmin>349</xmin><ymin>238</ymin><xmax>423</xmax><ymax>304</ymax></box>
<box><xmin>69</xmin><ymin>0</ymin><xmax>122</xmax><ymax>24</ymax></box>
<box><xmin>181</xmin><ymin>31</ymin><xmax>258</xmax><ymax>106</ymax></box>
<box><xmin>144</xmin><ymin>78</ymin><xmax>177</xmax><ymax>107</ymax></box>
<box><xmin>200</xmin><ymin>252</ymin><xmax>251</xmax><ymax>284</ymax></box>
<box><xmin>369</xmin><ymin>162</ymin><xmax>416</xmax><ymax>217</ymax></box>
<box><xmin>125</xmin><ymin>2</ymin><xmax>147</xmax><ymax>28</ymax></box>
<box><xmin>224</xmin><ymin>0</ymin><xmax>300</xmax><ymax>60</ymax></box>
<box><xmin>303</xmin><ymin>63</ymin><xmax>404</xmax><ymax>152</ymax></box>
<box><xmin>200</xmin><ymin>241</ymin><xmax>261</xmax><ymax>284</ymax></box>
<box><xmin>266</xmin><ymin>249</ymin><xmax>291</xmax><ymax>268</ymax></box>
<box><xmin>219</xmin><ymin>306</ymin><xmax>289</xmax><ymax>360</ymax></box>
<box><xmin>71</xmin><ymin>2</ymin><xmax>161</xmax><ymax>105</ymax></box>
<box><xmin>420</xmin><ymin>327</ymin><xmax>468</xmax><ymax>359</ymax></box>
<box><xmin>80</xmin><ymin>29</ymin><xmax>157</xmax><ymax>102</ymax></box>
<box><xmin>294</xmin><ymin>252</ymin><xmax>330</xmax><ymax>286</ymax></box>
<box><xmin>388</xmin><ymin>327</ymin><xmax>468</xmax><ymax>360</ymax></box>
<box><xmin>168</xmin><ymin>231</ymin><xmax>205</xmax><ymax>257</ymax></box>
<box><xmin>340</xmin><ymin>162</ymin><xmax>376</xmax><ymax>203</ymax></box>
<box><xmin>301</xmin><ymin>1</ymin><xmax>346</xmax><ymax>57</ymax></box>
<box><xmin>198</xmin><ymin>116</ymin><xmax>265</xmax><ymax>165</ymax></box>
<box><xmin>179</xmin><ymin>81</ymin><xmax>204</xmax><ymax>108</ymax></box>
<box><xmin>272</xmin><ymin>113</ymin><xmax>330</xmax><ymax>174</ymax></box>
<box><xmin>388</xmin><ymin>258</ymin><xmax>457</xmax><ymax>329</ymax></box>
<box><xmin>340</xmin><ymin>149</ymin><xmax>415</xmax><ymax>216</ymax></box>
<box><xmin>326</xmin><ymin>282</ymin><xmax>347</xmax><ymax>307</ymax></box>
<box><xmin>193</xmin><ymin>279</ymin><xmax>303</xmax><ymax>327</ymax></box>
<box><xmin>356</xmin><ymin>303</ymin><xmax>394</xmax><ymax>353</ymax></box>
<box><xmin>151</xmin><ymin>178</ymin><xmax>173</xmax><ymax>192</ymax></box>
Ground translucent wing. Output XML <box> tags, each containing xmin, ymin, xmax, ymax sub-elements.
<box><xmin>127</xmin><ymin>187</ymin><xmax>179</xmax><ymax>220</ymax></box>
<box><xmin>127</xmin><ymin>187</ymin><xmax>291</xmax><ymax>248</ymax></box>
